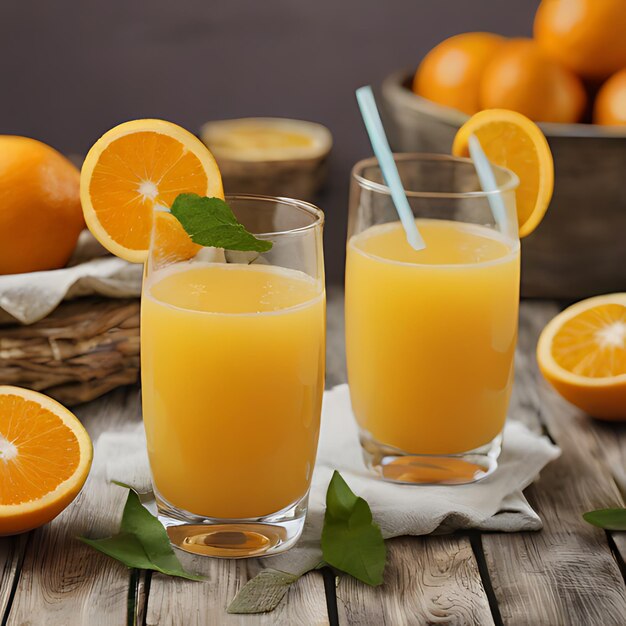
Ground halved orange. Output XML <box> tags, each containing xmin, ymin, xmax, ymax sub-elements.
<box><xmin>0</xmin><ymin>386</ymin><xmax>93</xmax><ymax>534</ymax></box>
<box><xmin>537</xmin><ymin>294</ymin><xmax>626</xmax><ymax>421</ymax></box>
<box><xmin>452</xmin><ymin>109</ymin><xmax>554</xmax><ymax>238</ymax></box>
<box><xmin>80</xmin><ymin>119</ymin><xmax>223</xmax><ymax>263</ymax></box>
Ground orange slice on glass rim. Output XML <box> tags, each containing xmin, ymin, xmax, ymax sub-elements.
<box><xmin>0</xmin><ymin>386</ymin><xmax>93</xmax><ymax>535</ymax></box>
<box><xmin>80</xmin><ymin>119</ymin><xmax>223</xmax><ymax>263</ymax></box>
<box><xmin>452</xmin><ymin>109</ymin><xmax>554</xmax><ymax>237</ymax></box>
<box><xmin>537</xmin><ymin>294</ymin><xmax>626</xmax><ymax>421</ymax></box>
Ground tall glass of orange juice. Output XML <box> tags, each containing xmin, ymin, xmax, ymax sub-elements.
<box><xmin>346</xmin><ymin>154</ymin><xmax>520</xmax><ymax>485</ymax></box>
<box><xmin>141</xmin><ymin>195</ymin><xmax>325</xmax><ymax>557</ymax></box>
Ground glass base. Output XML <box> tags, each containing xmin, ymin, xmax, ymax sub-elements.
<box><xmin>155</xmin><ymin>489</ymin><xmax>308</xmax><ymax>559</ymax></box>
<box><xmin>359</xmin><ymin>429</ymin><xmax>502</xmax><ymax>485</ymax></box>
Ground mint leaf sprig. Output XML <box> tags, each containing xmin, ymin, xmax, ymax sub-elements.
<box><xmin>79</xmin><ymin>482</ymin><xmax>203</xmax><ymax>581</ymax></box>
<box><xmin>171</xmin><ymin>193</ymin><xmax>273</xmax><ymax>253</ymax></box>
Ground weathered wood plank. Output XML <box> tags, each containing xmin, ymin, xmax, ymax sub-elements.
<box><xmin>482</xmin><ymin>301</ymin><xmax>626</xmax><ymax>626</ymax></box>
<box><xmin>145</xmin><ymin>562</ymin><xmax>328</xmax><ymax>625</ymax></box>
<box><xmin>612</xmin><ymin>533</ymin><xmax>626</xmax><ymax>572</ymax></box>
<box><xmin>5</xmin><ymin>387</ymin><xmax>141</xmax><ymax>626</ymax></box>
<box><xmin>586</xmin><ymin>413</ymin><xmax>626</xmax><ymax>568</ymax></box>
<box><xmin>0</xmin><ymin>538</ymin><xmax>17</xmax><ymax>619</ymax></box>
<box><xmin>0</xmin><ymin>534</ymin><xmax>27</xmax><ymax>621</ymax></box>
<box><xmin>134</xmin><ymin>570</ymin><xmax>149</xmax><ymax>626</ymax></box>
<box><xmin>335</xmin><ymin>536</ymin><xmax>494</xmax><ymax>626</ymax></box>
<box><xmin>507</xmin><ymin>304</ymin><xmax>552</xmax><ymax>433</ymax></box>
<box><xmin>592</xmin><ymin>422</ymin><xmax>626</xmax><ymax>497</ymax></box>
<box><xmin>611</xmin><ymin>532</ymin><xmax>626</xmax><ymax>571</ymax></box>
<box><xmin>532</xmin><ymin>310</ymin><xmax>626</xmax><ymax>589</ymax></box>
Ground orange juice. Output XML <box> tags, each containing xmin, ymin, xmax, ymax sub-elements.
<box><xmin>141</xmin><ymin>263</ymin><xmax>325</xmax><ymax>519</ymax></box>
<box><xmin>346</xmin><ymin>219</ymin><xmax>519</xmax><ymax>455</ymax></box>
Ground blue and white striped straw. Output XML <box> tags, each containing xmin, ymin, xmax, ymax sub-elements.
<box><xmin>467</xmin><ymin>134</ymin><xmax>508</xmax><ymax>231</ymax></box>
<box><xmin>356</xmin><ymin>86</ymin><xmax>426</xmax><ymax>251</ymax></box>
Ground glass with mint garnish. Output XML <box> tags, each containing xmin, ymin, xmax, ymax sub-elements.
<box><xmin>141</xmin><ymin>193</ymin><xmax>325</xmax><ymax>558</ymax></box>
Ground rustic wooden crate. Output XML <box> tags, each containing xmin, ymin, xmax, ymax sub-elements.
<box><xmin>381</xmin><ymin>70</ymin><xmax>626</xmax><ymax>299</ymax></box>
<box><xmin>0</xmin><ymin>297</ymin><xmax>139</xmax><ymax>406</ymax></box>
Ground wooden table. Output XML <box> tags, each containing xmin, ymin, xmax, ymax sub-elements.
<box><xmin>1</xmin><ymin>290</ymin><xmax>625</xmax><ymax>625</ymax></box>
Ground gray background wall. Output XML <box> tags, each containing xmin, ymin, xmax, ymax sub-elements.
<box><xmin>0</xmin><ymin>0</ymin><xmax>537</xmax><ymax>282</ymax></box>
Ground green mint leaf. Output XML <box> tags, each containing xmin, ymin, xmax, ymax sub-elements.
<box><xmin>227</xmin><ymin>570</ymin><xmax>300</xmax><ymax>614</ymax></box>
<box><xmin>583</xmin><ymin>508</ymin><xmax>626</xmax><ymax>530</ymax></box>
<box><xmin>321</xmin><ymin>471</ymin><xmax>386</xmax><ymax>586</ymax></box>
<box><xmin>79</xmin><ymin>485</ymin><xmax>204</xmax><ymax>581</ymax></box>
<box><xmin>170</xmin><ymin>193</ymin><xmax>273</xmax><ymax>253</ymax></box>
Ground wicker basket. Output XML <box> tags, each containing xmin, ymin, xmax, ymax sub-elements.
<box><xmin>0</xmin><ymin>297</ymin><xmax>140</xmax><ymax>406</ymax></box>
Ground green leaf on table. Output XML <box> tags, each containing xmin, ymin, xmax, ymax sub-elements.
<box><xmin>170</xmin><ymin>193</ymin><xmax>273</xmax><ymax>252</ymax></box>
<box><xmin>227</xmin><ymin>569</ymin><xmax>301</xmax><ymax>614</ymax></box>
<box><xmin>321</xmin><ymin>470</ymin><xmax>386</xmax><ymax>586</ymax></box>
<box><xmin>78</xmin><ymin>484</ymin><xmax>204</xmax><ymax>581</ymax></box>
<box><xmin>583</xmin><ymin>508</ymin><xmax>626</xmax><ymax>530</ymax></box>
<box><xmin>80</xmin><ymin>533</ymin><xmax>156</xmax><ymax>570</ymax></box>
<box><xmin>113</xmin><ymin>480</ymin><xmax>194</xmax><ymax>575</ymax></box>
<box><xmin>228</xmin><ymin>471</ymin><xmax>386</xmax><ymax>614</ymax></box>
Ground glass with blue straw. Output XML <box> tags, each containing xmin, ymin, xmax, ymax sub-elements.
<box><xmin>346</xmin><ymin>88</ymin><xmax>521</xmax><ymax>484</ymax></box>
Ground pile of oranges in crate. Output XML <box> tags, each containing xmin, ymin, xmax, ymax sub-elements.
<box><xmin>413</xmin><ymin>0</ymin><xmax>626</xmax><ymax>126</ymax></box>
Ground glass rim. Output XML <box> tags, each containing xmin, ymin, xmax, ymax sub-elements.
<box><xmin>352</xmin><ymin>153</ymin><xmax>520</xmax><ymax>199</ymax></box>
<box><xmin>225</xmin><ymin>193</ymin><xmax>324</xmax><ymax>237</ymax></box>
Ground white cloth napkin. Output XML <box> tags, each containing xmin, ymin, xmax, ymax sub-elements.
<box><xmin>0</xmin><ymin>231</ymin><xmax>143</xmax><ymax>325</ymax></box>
<box><xmin>95</xmin><ymin>383</ymin><xmax>561</xmax><ymax>583</ymax></box>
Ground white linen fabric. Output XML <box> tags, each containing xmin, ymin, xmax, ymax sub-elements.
<box><xmin>0</xmin><ymin>231</ymin><xmax>142</xmax><ymax>324</ymax></box>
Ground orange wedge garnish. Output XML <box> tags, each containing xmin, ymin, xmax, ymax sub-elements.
<box><xmin>0</xmin><ymin>386</ymin><xmax>93</xmax><ymax>535</ymax></box>
<box><xmin>537</xmin><ymin>294</ymin><xmax>626</xmax><ymax>421</ymax></box>
<box><xmin>452</xmin><ymin>109</ymin><xmax>554</xmax><ymax>238</ymax></box>
<box><xmin>80</xmin><ymin>119</ymin><xmax>223</xmax><ymax>263</ymax></box>
<box><xmin>151</xmin><ymin>211</ymin><xmax>202</xmax><ymax>266</ymax></box>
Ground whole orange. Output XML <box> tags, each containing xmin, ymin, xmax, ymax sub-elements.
<box><xmin>534</xmin><ymin>0</ymin><xmax>626</xmax><ymax>80</ymax></box>
<box><xmin>413</xmin><ymin>32</ymin><xmax>506</xmax><ymax>115</ymax></box>
<box><xmin>480</xmin><ymin>39</ymin><xmax>586</xmax><ymax>124</ymax></box>
<box><xmin>0</xmin><ymin>136</ymin><xmax>83</xmax><ymax>275</ymax></box>
<box><xmin>593</xmin><ymin>69</ymin><xmax>626</xmax><ymax>126</ymax></box>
